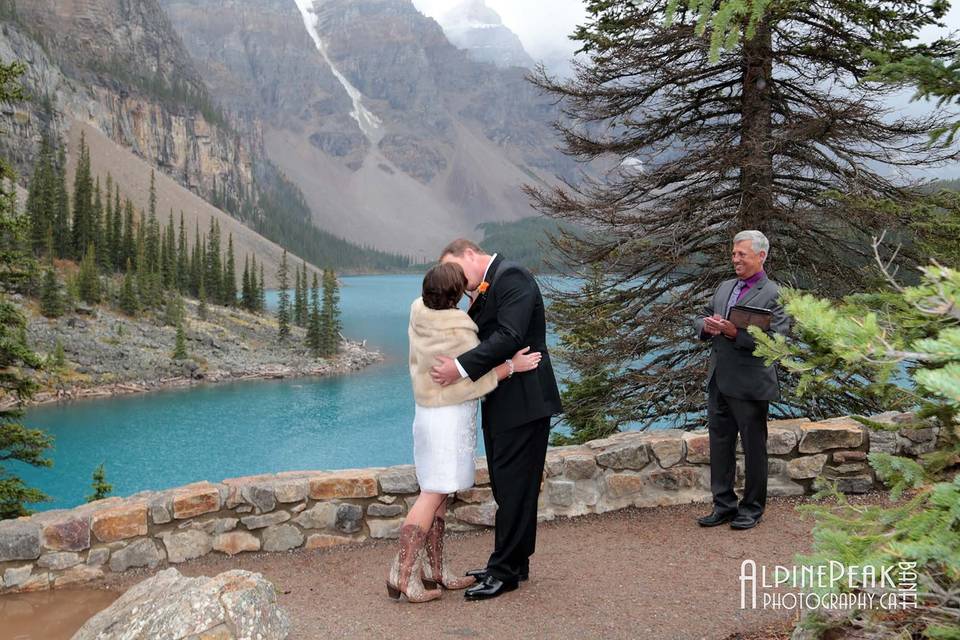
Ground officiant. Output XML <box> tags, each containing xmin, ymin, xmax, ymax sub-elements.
<box><xmin>693</xmin><ymin>230</ymin><xmax>791</xmax><ymax>530</ymax></box>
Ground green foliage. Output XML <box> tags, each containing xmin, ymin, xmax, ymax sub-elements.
<box><xmin>163</xmin><ymin>294</ymin><xmax>184</xmax><ymax>327</ymax></box>
<box><xmin>533</xmin><ymin>0</ymin><xmax>956</xmax><ymax>427</ymax></box>
<box><xmin>293</xmin><ymin>262</ymin><xmax>306</xmax><ymax>327</ymax></box>
<box><xmin>0</xmin><ymin>57</ymin><xmax>53</xmax><ymax>516</ymax></box>
<box><xmin>550</xmin><ymin>267</ymin><xmax>623</xmax><ymax>445</ymax></box>
<box><xmin>119</xmin><ymin>258</ymin><xmax>138</xmax><ymax>316</ymax></box>
<box><xmin>306</xmin><ymin>272</ymin><xmax>322</xmax><ymax>357</ymax></box>
<box><xmin>85</xmin><ymin>463</ymin><xmax>112</xmax><ymax>503</ymax></box>
<box><xmin>77</xmin><ymin>244</ymin><xmax>101</xmax><ymax>304</ymax></box>
<box><xmin>48</xmin><ymin>339</ymin><xmax>66</xmax><ymax>371</ymax></box>
<box><xmin>241</xmin><ymin>255</ymin><xmax>254</xmax><ymax>312</ymax></box>
<box><xmin>71</xmin><ymin>133</ymin><xmax>95</xmax><ymax>260</ymax></box>
<box><xmin>172</xmin><ymin>321</ymin><xmax>188</xmax><ymax>360</ymax></box>
<box><xmin>39</xmin><ymin>262</ymin><xmax>63</xmax><ymax>319</ymax></box>
<box><xmin>753</xmin><ymin>259</ymin><xmax>960</xmax><ymax>637</ymax></box>
<box><xmin>319</xmin><ymin>268</ymin><xmax>342</xmax><ymax>357</ymax></box>
<box><xmin>249</xmin><ymin>164</ymin><xmax>410</xmax><ymax>272</ymax></box>
<box><xmin>276</xmin><ymin>250</ymin><xmax>290</xmax><ymax>343</ymax></box>
<box><xmin>222</xmin><ymin>234</ymin><xmax>236</xmax><ymax>307</ymax></box>
<box><xmin>664</xmin><ymin>0</ymin><xmax>776</xmax><ymax>62</ymax></box>
<box><xmin>474</xmin><ymin>217</ymin><xmax>570</xmax><ymax>273</ymax></box>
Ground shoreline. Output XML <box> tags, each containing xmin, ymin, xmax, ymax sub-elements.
<box><xmin>7</xmin><ymin>341</ymin><xmax>383</xmax><ymax>410</ymax></box>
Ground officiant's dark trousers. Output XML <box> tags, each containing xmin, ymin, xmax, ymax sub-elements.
<box><xmin>482</xmin><ymin>417</ymin><xmax>551</xmax><ymax>582</ymax></box>
<box><xmin>708</xmin><ymin>378</ymin><xmax>769</xmax><ymax>519</ymax></box>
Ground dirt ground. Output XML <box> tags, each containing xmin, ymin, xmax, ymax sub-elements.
<box><xmin>78</xmin><ymin>497</ymin><xmax>832</xmax><ymax>640</ymax></box>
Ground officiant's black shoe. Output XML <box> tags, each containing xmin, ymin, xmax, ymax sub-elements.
<box><xmin>730</xmin><ymin>514</ymin><xmax>762</xmax><ymax>530</ymax></box>
<box><xmin>464</xmin><ymin>575</ymin><xmax>519</xmax><ymax>600</ymax></box>
<box><xmin>697</xmin><ymin>510</ymin><xmax>737</xmax><ymax>527</ymax></box>
<box><xmin>465</xmin><ymin>568</ymin><xmax>529</xmax><ymax>582</ymax></box>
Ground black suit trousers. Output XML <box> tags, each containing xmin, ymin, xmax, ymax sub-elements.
<box><xmin>707</xmin><ymin>378</ymin><xmax>769</xmax><ymax>518</ymax></box>
<box><xmin>482</xmin><ymin>416</ymin><xmax>550</xmax><ymax>581</ymax></box>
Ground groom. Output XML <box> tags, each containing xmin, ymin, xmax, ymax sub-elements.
<box><xmin>431</xmin><ymin>239</ymin><xmax>562</xmax><ymax>600</ymax></box>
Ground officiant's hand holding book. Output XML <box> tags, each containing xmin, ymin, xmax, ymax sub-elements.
<box><xmin>727</xmin><ymin>305</ymin><xmax>773</xmax><ymax>332</ymax></box>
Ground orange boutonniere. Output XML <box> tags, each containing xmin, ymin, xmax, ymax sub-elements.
<box><xmin>477</xmin><ymin>281</ymin><xmax>490</xmax><ymax>294</ymax></box>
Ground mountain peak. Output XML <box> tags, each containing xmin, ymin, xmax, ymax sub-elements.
<box><xmin>440</xmin><ymin>0</ymin><xmax>502</xmax><ymax>28</ymax></box>
<box><xmin>432</xmin><ymin>0</ymin><xmax>534</xmax><ymax>70</ymax></box>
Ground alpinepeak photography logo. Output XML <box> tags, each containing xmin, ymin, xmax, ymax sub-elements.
<box><xmin>740</xmin><ymin>560</ymin><xmax>919</xmax><ymax>611</ymax></box>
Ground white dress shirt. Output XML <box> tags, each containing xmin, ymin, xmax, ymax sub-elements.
<box><xmin>454</xmin><ymin>254</ymin><xmax>497</xmax><ymax>379</ymax></box>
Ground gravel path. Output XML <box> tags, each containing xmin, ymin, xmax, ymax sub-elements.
<box><xmin>103</xmin><ymin>497</ymin><xmax>826</xmax><ymax>640</ymax></box>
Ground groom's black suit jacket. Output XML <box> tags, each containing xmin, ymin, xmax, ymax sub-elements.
<box><xmin>458</xmin><ymin>255</ymin><xmax>562</xmax><ymax>433</ymax></box>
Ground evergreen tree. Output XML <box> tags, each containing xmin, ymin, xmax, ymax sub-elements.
<box><xmin>77</xmin><ymin>244</ymin><xmax>101</xmax><ymax>304</ymax></box>
<box><xmin>189</xmin><ymin>223</ymin><xmax>203</xmax><ymax>296</ymax></box>
<box><xmin>258</xmin><ymin>264</ymin><xmax>266</xmax><ymax>314</ymax></box>
<box><xmin>39</xmin><ymin>266</ymin><xmax>63</xmax><ymax>318</ymax></box>
<box><xmin>248</xmin><ymin>254</ymin><xmax>259</xmax><ymax>312</ymax></box>
<box><xmin>319</xmin><ymin>268</ymin><xmax>341</xmax><ymax>357</ymax></box>
<box><xmin>25</xmin><ymin>133</ymin><xmax>54</xmax><ymax>256</ymax></box>
<box><xmin>276</xmin><ymin>250</ymin><xmax>290</xmax><ymax>342</ymax></box>
<box><xmin>163</xmin><ymin>210</ymin><xmax>176</xmax><ymax>289</ymax></box>
<box><xmin>306</xmin><ymin>271</ymin><xmax>322</xmax><ymax>356</ymax></box>
<box><xmin>197</xmin><ymin>277</ymin><xmax>207</xmax><ymax>320</ymax></box>
<box><xmin>205</xmin><ymin>219</ymin><xmax>222</xmax><ymax>303</ymax></box>
<box><xmin>163</xmin><ymin>293</ymin><xmax>184</xmax><ymax>326</ymax></box>
<box><xmin>49</xmin><ymin>339</ymin><xmax>66</xmax><ymax>371</ymax></box>
<box><xmin>70</xmin><ymin>132</ymin><xmax>93</xmax><ymax>259</ymax></box>
<box><xmin>52</xmin><ymin>146</ymin><xmax>70</xmax><ymax>259</ymax></box>
<box><xmin>527</xmin><ymin>0</ymin><xmax>958</xmax><ymax>425</ymax></box>
<box><xmin>85</xmin><ymin>464</ymin><xmax>112</xmax><ymax>503</ymax></box>
<box><xmin>121</xmin><ymin>198</ymin><xmax>136</xmax><ymax>270</ymax></box>
<box><xmin>176</xmin><ymin>212</ymin><xmax>187</xmax><ymax>292</ymax></box>
<box><xmin>101</xmin><ymin>175</ymin><xmax>114</xmax><ymax>270</ymax></box>
<box><xmin>119</xmin><ymin>258</ymin><xmax>138</xmax><ymax>316</ymax></box>
<box><xmin>91</xmin><ymin>177</ymin><xmax>104</xmax><ymax>268</ymax></box>
<box><xmin>144</xmin><ymin>172</ymin><xmax>160</xmax><ymax>275</ymax></box>
<box><xmin>550</xmin><ymin>267</ymin><xmax>621</xmax><ymax>445</ymax></box>
<box><xmin>241</xmin><ymin>255</ymin><xmax>252</xmax><ymax>311</ymax></box>
<box><xmin>172</xmin><ymin>321</ymin><xmax>188</xmax><ymax>359</ymax></box>
<box><xmin>0</xmin><ymin>57</ymin><xmax>53</xmax><ymax>518</ymax></box>
<box><xmin>293</xmin><ymin>263</ymin><xmax>304</xmax><ymax>327</ymax></box>
<box><xmin>134</xmin><ymin>233</ymin><xmax>151</xmax><ymax>309</ymax></box>
<box><xmin>223</xmin><ymin>233</ymin><xmax>236</xmax><ymax>306</ymax></box>
<box><xmin>110</xmin><ymin>185</ymin><xmax>121</xmax><ymax>270</ymax></box>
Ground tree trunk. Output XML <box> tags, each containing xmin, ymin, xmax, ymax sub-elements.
<box><xmin>738</xmin><ymin>20</ymin><xmax>774</xmax><ymax>231</ymax></box>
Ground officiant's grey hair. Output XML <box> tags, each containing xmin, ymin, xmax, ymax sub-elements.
<box><xmin>733</xmin><ymin>230</ymin><xmax>769</xmax><ymax>259</ymax></box>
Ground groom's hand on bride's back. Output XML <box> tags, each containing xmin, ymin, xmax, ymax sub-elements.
<box><xmin>512</xmin><ymin>346</ymin><xmax>542</xmax><ymax>373</ymax></box>
<box><xmin>430</xmin><ymin>355</ymin><xmax>460</xmax><ymax>386</ymax></box>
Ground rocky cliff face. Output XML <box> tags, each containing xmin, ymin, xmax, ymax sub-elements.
<box><xmin>158</xmin><ymin>0</ymin><xmax>577</xmax><ymax>253</ymax></box>
<box><xmin>2</xmin><ymin>0</ymin><xmax>254</xmax><ymax>207</ymax></box>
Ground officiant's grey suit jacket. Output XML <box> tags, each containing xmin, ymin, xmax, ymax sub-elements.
<box><xmin>693</xmin><ymin>275</ymin><xmax>791</xmax><ymax>402</ymax></box>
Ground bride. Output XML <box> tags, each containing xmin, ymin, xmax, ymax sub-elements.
<box><xmin>386</xmin><ymin>262</ymin><xmax>541</xmax><ymax>603</ymax></box>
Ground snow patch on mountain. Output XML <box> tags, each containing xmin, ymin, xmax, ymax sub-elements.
<box><xmin>293</xmin><ymin>0</ymin><xmax>383</xmax><ymax>144</ymax></box>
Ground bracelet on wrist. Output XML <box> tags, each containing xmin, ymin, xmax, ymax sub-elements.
<box><xmin>505</xmin><ymin>359</ymin><xmax>514</xmax><ymax>378</ymax></box>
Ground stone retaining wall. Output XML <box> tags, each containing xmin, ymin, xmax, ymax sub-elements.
<box><xmin>0</xmin><ymin>412</ymin><xmax>938</xmax><ymax>594</ymax></box>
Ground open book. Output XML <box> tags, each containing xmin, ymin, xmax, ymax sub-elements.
<box><xmin>728</xmin><ymin>304</ymin><xmax>773</xmax><ymax>332</ymax></box>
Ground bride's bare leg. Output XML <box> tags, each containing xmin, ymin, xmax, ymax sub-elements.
<box><xmin>404</xmin><ymin>491</ymin><xmax>445</xmax><ymax>531</ymax></box>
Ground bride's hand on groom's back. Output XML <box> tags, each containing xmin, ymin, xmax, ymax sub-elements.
<box><xmin>512</xmin><ymin>347</ymin><xmax>542</xmax><ymax>373</ymax></box>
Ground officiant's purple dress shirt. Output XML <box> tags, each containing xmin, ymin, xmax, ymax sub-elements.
<box><xmin>724</xmin><ymin>269</ymin><xmax>766</xmax><ymax>317</ymax></box>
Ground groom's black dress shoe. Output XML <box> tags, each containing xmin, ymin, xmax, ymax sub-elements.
<box><xmin>697</xmin><ymin>510</ymin><xmax>737</xmax><ymax>527</ymax></box>
<box><xmin>465</xmin><ymin>568</ymin><xmax>529</xmax><ymax>582</ymax></box>
<box><xmin>464</xmin><ymin>575</ymin><xmax>519</xmax><ymax>600</ymax></box>
<box><xmin>730</xmin><ymin>514</ymin><xmax>762</xmax><ymax>530</ymax></box>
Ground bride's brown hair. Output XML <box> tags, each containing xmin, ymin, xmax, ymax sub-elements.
<box><xmin>422</xmin><ymin>263</ymin><xmax>467</xmax><ymax>310</ymax></box>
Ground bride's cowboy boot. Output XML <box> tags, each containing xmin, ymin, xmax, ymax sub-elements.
<box><xmin>386</xmin><ymin>524</ymin><xmax>442</xmax><ymax>603</ymax></box>
<box><xmin>421</xmin><ymin>517</ymin><xmax>476</xmax><ymax>590</ymax></box>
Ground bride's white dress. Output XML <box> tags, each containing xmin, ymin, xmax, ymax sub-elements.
<box><xmin>413</xmin><ymin>400</ymin><xmax>478</xmax><ymax>493</ymax></box>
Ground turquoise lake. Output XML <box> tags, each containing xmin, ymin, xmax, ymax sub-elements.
<box><xmin>16</xmin><ymin>274</ymin><xmax>569</xmax><ymax>511</ymax></box>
